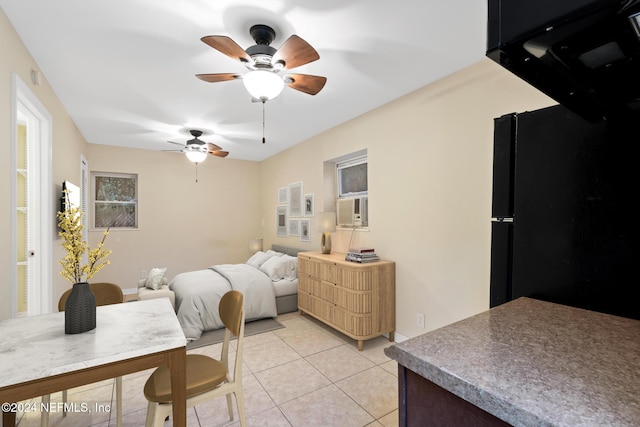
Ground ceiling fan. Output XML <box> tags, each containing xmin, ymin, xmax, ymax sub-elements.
<box><xmin>165</xmin><ymin>129</ymin><xmax>229</xmax><ymax>164</ymax></box>
<box><xmin>196</xmin><ymin>24</ymin><xmax>327</xmax><ymax>101</ymax></box>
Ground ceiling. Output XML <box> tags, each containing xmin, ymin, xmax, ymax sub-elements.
<box><xmin>1</xmin><ymin>0</ymin><xmax>487</xmax><ymax>161</ymax></box>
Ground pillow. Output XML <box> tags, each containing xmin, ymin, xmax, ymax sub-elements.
<box><xmin>282</xmin><ymin>255</ymin><xmax>298</xmax><ymax>281</ymax></box>
<box><xmin>246</xmin><ymin>250</ymin><xmax>284</xmax><ymax>269</ymax></box>
<box><xmin>145</xmin><ymin>267</ymin><xmax>167</xmax><ymax>290</ymax></box>
<box><xmin>260</xmin><ymin>255</ymin><xmax>298</xmax><ymax>281</ymax></box>
<box><xmin>259</xmin><ymin>256</ymin><xmax>289</xmax><ymax>281</ymax></box>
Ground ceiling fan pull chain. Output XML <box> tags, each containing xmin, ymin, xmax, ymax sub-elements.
<box><xmin>195</xmin><ymin>163</ymin><xmax>199</xmax><ymax>183</ymax></box>
<box><xmin>262</xmin><ymin>100</ymin><xmax>266</xmax><ymax>144</ymax></box>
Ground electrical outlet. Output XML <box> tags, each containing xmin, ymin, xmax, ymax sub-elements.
<box><xmin>416</xmin><ymin>313</ymin><xmax>425</xmax><ymax>329</ymax></box>
<box><xmin>141</xmin><ymin>270</ymin><xmax>147</xmax><ymax>279</ymax></box>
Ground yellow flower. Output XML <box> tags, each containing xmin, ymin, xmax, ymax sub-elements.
<box><xmin>57</xmin><ymin>190</ymin><xmax>112</xmax><ymax>284</ymax></box>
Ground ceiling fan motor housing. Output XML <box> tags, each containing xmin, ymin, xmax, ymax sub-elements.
<box><xmin>246</xmin><ymin>25</ymin><xmax>279</xmax><ymax>68</ymax></box>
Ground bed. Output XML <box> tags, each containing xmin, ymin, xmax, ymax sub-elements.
<box><xmin>169</xmin><ymin>245</ymin><xmax>303</xmax><ymax>341</ymax></box>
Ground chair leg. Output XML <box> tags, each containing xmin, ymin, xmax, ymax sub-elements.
<box><xmin>40</xmin><ymin>394</ymin><xmax>50</xmax><ymax>427</ymax></box>
<box><xmin>226</xmin><ymin>392</ymin><xmax>234</xmax><ymax>421</ymax></box>
<box><xmin>115</xmin><ymin>376</ymin><xmax>122</xmax><ymax>427</ymax></box>
<box><xmin>145</xmin><ymin>401</ymin><xmax>172</xmax><ymax>427</ymax></box>
<box><xmin>235</xmin><ymin>389</ymin><xmax>246</xmax><ymax>427</ymax></box>
<box><xmin>62</xmin><ymin>390</ymin><xmax>67</xmax><ymax>417</ymax></box>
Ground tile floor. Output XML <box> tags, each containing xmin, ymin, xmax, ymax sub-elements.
<box><xmin>15</xmin><ymin>312</ymin><xmax>399</xmax><ymax>427</ymax></box>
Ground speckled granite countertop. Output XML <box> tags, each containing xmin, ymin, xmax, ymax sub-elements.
<box><xmin>384</xmin><ymin>297</ymin><xmax>640</xmax><ymax>427</ymax></box>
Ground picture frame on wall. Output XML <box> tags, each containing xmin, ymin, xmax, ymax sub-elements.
<box><xmin>300</xmin><ymin>219</ymin><xmax>310</xmax><ymax>242</ymax></box>
<box><xmin>304</xmin><ymin>193</ymin><xmax>314</xmax><ymax>217</ymax></box>
<box><xmin>288</xmin><ymin>181</ymin><xmax>303</xmax><ymax>217</ymax></box>
<box><xmin>289</xmin><ymin>219</ymin><xmax>300</xmax><ymax>236</ymax></box>
<box><xmin>278</xmin><ymin>187</ymin><xmax>288</xmax><ymax>204</ymax></box>
<box><xmin>276</xmin><ymin>205</ymin><xmax>288</xmax><ymax>237</ymax></box>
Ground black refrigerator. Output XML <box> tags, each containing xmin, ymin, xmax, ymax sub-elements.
<box><xmin>490</xmin><ymin>104</ymin><xmax>639</xmax><ymax>320</ymax></box>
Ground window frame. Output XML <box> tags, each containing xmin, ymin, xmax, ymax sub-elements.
<box><xmin>336</xmin><ymin>155</ymin><xmax>368</xmax><ymax>198</ymax></box>
<box><xmin>91</xmin><ymin>171</ymin><xmax>138</xmax><ymax>230</ymax></box>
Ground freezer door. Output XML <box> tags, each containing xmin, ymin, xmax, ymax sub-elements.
<box><xmin>489</xmin><ymin>221</ymin><xmax>513</xmax><ymax>308</ymax></box>
<box><xmin>492</xmin><ymin>113</ymin><xmax>516</xmax><ymax>218</ymax></box>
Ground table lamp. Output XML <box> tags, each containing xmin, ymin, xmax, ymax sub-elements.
<box><xmin>318</xmin><ymin>212</ymin><xmax>336</xmax><ymax>254</ymax></box>
<box><xmin>249</xmin><ymin>237</ymin><xmax>263</xmax><ymax>254</ymax></box>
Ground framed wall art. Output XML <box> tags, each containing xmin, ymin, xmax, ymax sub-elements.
<box><xmin>276</xmin><ymin>205</ymin><xmax>288</xmax><ymax>237</ymax></box>
<box><xmin>278</xmin><ymin>187</ymin><xmax>288</xmax><ymax>204</ymax></box>
<box><xmin>289</xmin><ymin>219</ymin><xmax>300</xmax><ymax>236</ymax></box>
<box><xmin>304</xmin><ymin>193</ymin><xmax>314</xmax><ymax>217</ymax></box>
<box><xmin>288</xmin><ymin>181</ymin><xmax>303</xmax><ymax>217</ymax></box>
<box><xmin>300</xmin><ymin>219</ymin><xmax>310</xmax><ymax>242</ymax></box>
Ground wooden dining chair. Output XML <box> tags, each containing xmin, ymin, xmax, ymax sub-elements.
<box><xmin>41</xmin><ymin>282</ymin><xmax>124</xmax><ymax>427</ymax></box>
<box><xmin>143</xmin><ymin>290</ymin><xmax>246</xmax><ymax>427</ymax></box>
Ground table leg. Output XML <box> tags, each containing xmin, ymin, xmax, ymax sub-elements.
<box><xmin>3</xmin><ymin>408</ymin><xmax>16</xmax><ymax>427</ymax></box>
<box><xmin>169</xmin><ymin>347</ymin><xmax>187</xmax><ymax>427</ymax></box>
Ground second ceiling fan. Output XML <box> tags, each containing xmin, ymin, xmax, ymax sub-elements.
<box><xmin>196</xmin><ymin>24</ymin><xmax>327</xmax><ymax>101</ymax></box>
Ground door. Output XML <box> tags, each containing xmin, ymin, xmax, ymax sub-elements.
<box><xmin>12</xmin><ymin>74</ymin><xmax>53</xmax><ymax>316</ymax></box>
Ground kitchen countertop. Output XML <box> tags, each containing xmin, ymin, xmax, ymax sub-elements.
<box><xmin>384</xmin><ymin>297</ymin><xmax>640</xmax><ymax>426</ymax></box>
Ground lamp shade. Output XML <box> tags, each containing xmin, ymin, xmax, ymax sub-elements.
<box><xmin>249</xmin><ymin>237</ymin><xmax>263</xmax><ymax>253</ymax></box>
<box><xmin>318</xmin><ymin>212</ymin><xmax>336</xmax><ymax>254</ymax></box>
<box><xmin>185</xmin><ymin>148</ymin><xmax>207</xmax><ymax>163</ymax></box>
<box><xmin>243</xmin><ymin>70</ymin><xmax>285</xmax><ymax>101</ymax></box>
<box><xmin>318</xmin><ymin>212</ymin><xmax>337</xmax><ymax>232</ymax></box>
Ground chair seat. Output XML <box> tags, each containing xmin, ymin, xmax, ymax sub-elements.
<box><xmin>144</xmin><ymin>354</ymin><xmax>227</xmax><ymax>404</ymax></box>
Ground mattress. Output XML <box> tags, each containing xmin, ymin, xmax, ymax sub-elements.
<box><xmin>273</xmin><ymin>278</ymin><xmax>298</xmax><ymax>298</ymax></box>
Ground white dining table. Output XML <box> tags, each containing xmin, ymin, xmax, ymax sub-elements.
<box><xmin>0</xmin><ymin>298</ymin><xmax>187</xmax><ymax>426</ymax></box>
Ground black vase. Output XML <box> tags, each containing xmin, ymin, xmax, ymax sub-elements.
<box><xmin>65</xmin><ymin>282</ymin><xmax>96</xmax><ymax>334</ymax></box>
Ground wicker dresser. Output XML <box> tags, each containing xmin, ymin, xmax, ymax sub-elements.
<box><xmin>297</xmin><ymin>251</ymin><xmax>395</xmax><ymax>350</ymax></box>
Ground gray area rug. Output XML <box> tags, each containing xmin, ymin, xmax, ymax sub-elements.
<box><xmin>186</xmin><ymin>317</ymin><xmax>284</xmax><ymax>350</ymax></box>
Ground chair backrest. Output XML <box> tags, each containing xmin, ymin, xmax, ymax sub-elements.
<box><xmin>58</xmin><ymin>282</ymin><xmax>124</xmax><ymax>312</ymax></box>
<box><xmin>219</xmin><ymin>290</ymin><xmax>244</xmax><ymax>337</ymax></box>
<box><xmin>218</xmin><ymin>290</ymin><xmax>245</xmax><ymax>381</ymax></box>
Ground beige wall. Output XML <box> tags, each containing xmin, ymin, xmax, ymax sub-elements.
<box><xmin>259</xmin><ymin>58</ymin><xmax>555</xmax><ymax>339</ymax></box>
<box><xmin>84</xmin><ymin>144</ymin><xmax>262</xmax><ymax>289</ymax></box>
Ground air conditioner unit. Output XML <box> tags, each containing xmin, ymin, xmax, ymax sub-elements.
<box><xmin>337</xmin><ymin>196</ymin><xmax>368</xmax><ymax>227</ymax></box>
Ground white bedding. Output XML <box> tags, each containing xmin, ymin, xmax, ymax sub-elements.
<box><xmin>170</xmin><ymin>263</ymin><xmax>278</xmax><ymax>341</ymax></box>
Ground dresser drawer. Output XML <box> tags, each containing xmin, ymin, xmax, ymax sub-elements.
<box><xmin>299</xmin><ymin>274</ymin><xmax>321</xmax><ymax>297</ymax></box>
<box><xmin>334</xmin><ymin>308</ymin><xmax>372</xmax><ymax>336</ymax></box>
<box><xmin>298</xmin><ymin>256</ymin><xmax>321</xmax><ymax>278</ymax></box>
<box><xmin>334</xmin><ymin>287</ymin><xmax>372</xmax><ymax>314</ymax></box>
<box><xmin>322</xmin><ymin>263</ymin><xmax>372</xmax><ymax>291</ymax></box>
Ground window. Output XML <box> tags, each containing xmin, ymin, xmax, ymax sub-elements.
<box><xmin>337</xmin><ymin>155</ymin><xmax>367</xmax><ymax>198</ymax></box>
<box><xmin>91</xmin><ymin>172</ymin><xmax>138</xmax><ymax>229</ymax></box>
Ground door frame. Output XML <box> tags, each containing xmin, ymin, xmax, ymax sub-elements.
<box><xmin>11</xmin><ymin>74</ymin><xmax>53</xmax><ymax>316</ymax></box>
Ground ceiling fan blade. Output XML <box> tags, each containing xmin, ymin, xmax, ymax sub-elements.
<box><xmin>272</xmin><ymin>35</ymin><xmax>319</xmax><ymax>69</ymax></box>
<box><xmin>201</xmin><ymin>35</ymin><xmax>251</xmax><ymax>63</ymax></box>
<box><xmin>206</xmin><ymin>142</ymin><xmax>223</xmax><ymax>152</ymax></box>
<box><xmin>167</xmin><ymin>140</ymin><xmax>187</xmax><ymax>147</ymax></box>
<box><xmin>209</xmin><ymin>150</ymin><xmax>229</xmax><ymax>158</ymax></box>
<box><xmin>196</xmin><ymin>73</ymin><xmax>242</xmax><ymax>83</ymax></box>
<box><xmin>285</xmin><ymin>74</ymin><xmax>327</xmax><ymax>95</ymax></box>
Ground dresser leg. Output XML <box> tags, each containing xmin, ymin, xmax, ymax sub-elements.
<box><xmin>358</xmin><ymin>340</ymin><xmax>363</xmax><ymax>351</ymax></box>
<box><xmin>389</xmin><ymin>331</ymin><xmax>395</xmax><ymax>343</ymax></box>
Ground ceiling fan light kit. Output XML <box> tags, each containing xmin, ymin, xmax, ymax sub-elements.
<box><xmin>185</xmin><ymin>147</ymin><xmax>208</xmax><ymax>164</ymax></box>
<box><xmin>243</xmin><ymin>69</ymin><xmax>285</xmax><ymax>101</ymax></box>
